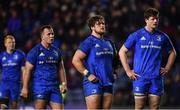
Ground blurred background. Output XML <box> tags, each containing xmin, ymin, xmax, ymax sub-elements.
<box><xmin>0</xmin><ymin>0</ymin><xmax>179</xmax><ymax>109</ymax></box>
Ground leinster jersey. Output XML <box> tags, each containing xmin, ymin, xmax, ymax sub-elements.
<box><xmin>124</xmin><ymin>28</ymin><xmax>174</xmax><ymax>78</ymax></box>
<box><xmin>27</xmin><ymin>44</ymin><xmax>62</xmax><ymax>86</ymax></box>
<box><xmin>0</xmin><ymin>50</ymin><xmax>25</xmax><ymax>82</ymax></box>
<box><xmin>79</xmin><ymin>35</ymin><xmax>115</xmax><ymax>86</ymax></box>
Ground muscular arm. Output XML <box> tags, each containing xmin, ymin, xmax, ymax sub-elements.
<box><xmin>21</xmin><ymin>61</ymin><xmax>34</xmax><ymax>98</ymax></box>
<box><xmin>119</xmin><ymin>45</ymin><xmax>139</xmax><ymax>80</ymax></box>
<box><xmin>72</xmin><ymin>50</ymin><xmax>98</xmax><ymax>82</ymax></box>
<box><xmin>161</xmin><ymin>49</ymin><xmax>176</xmax><ymax>75</ymax></box>
<box><xmin>59</xmin><ymin>58</ymin><xmax>67</xmax><ymax>93</ymax></box>
<box><xmin>119</xmin><ymin>45</ymin><xmax>131</xmax><ymax>73</ymax></box>
<box><xmin>21</xmin><ymin>66</ymin><xmax>25</xmax><ymax>83</ymax></box>
<box><xmin>72</xmin><ymin>50</ymin><xmax>87</xmax><ymax>75</ymax></box>
<box><xmin>59</xmin><ymin>58</ymin><xmax>67</xmax><ymax>84</ymax></box>
<box><xmin>165</xmin><ymin>49</ymin><xmax>176</xmax><ymax>70</ymax></box>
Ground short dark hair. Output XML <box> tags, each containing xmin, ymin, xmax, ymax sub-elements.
<box><xmin>144</xmin><ymin>8</ymin><xmax>159</xmax><ymax>19</ymax></box>
<box><xmin>40</xmin><ymin>25</ymin><xmax>53</xmax><ymax>35</ymax></box>
<box><xmin>87</xmin><ymin>15</ymin><xmax>105</xmax><ymax>28</ymax></box>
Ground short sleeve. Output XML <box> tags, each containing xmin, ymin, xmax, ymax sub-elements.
<box><xmin>124</xmin><ymin>32</ymin><xmax>137</xmax><ymax>49</ymax></box>
<box><xmin>57</xmin><ymin>48</ymin><xmax>62</xmax><ymax>62</ymax></box>
<box><xmin>78</xmin><ymin>38</ymin><xmax>93</xmax><ymax>55</ymax></box>
<box><xmin>0</xmin><ymin>53</ymin><xmax>2</xmax><ymax>65</ymax></box>
<box><xmin>27</xmin><ymin>47</ymin><xmax>38</xmax><ymax>65</ymax></box>
<box><xmin>20</xmin><ymin>51</ymin><xmax>26</xmax><ymax>67</ymax></box>
<box><xmin>163</xmin><ymin>34</ymin><xmax>174</xmax><ymax>53</ymax></box>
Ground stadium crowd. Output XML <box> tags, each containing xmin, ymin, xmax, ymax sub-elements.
<box><xmin>0</xmin><ymin>0</ymin><xmax>179</xmax><ymax>108</ymax></box>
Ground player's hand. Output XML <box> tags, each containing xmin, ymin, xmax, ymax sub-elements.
<box><xmin>160</xmin><ymin>67</ymin><xmax>169</xmax><ymax>76</ymax></box>
<box><xmin>87</xmin><ymin>74</ymin><xmax>99</xmax><ymax>83</ymax></box>
<box><xmin>60</xmin><ymin>83</ymin><xmax>67</xmax><ymax>94</ymax></box>
<box><xmin>20</xmin><ymin>88</ymin><xmax>29</xmax><ymax>98</ymax></box>
<box><xmin>126</xmin><ymin>70</ymin><xmax>141</xmax><ymax>80</ymax></box>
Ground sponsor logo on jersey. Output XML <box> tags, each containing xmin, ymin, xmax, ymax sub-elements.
<box><xmin>104</xmin><ymin>48</ymin><xmax>109</xmax><ymax>51</ymax></box>
<box><xmin>141</xmin><ymin>41</ymin><xmax>161</xmax><ymax>49</ymax></box>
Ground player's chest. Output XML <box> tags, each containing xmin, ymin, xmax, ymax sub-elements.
<box><xmin>1</xmin><ymin>54</ymin><xmax>20</xmax><ymax>66</ymax></box>
<box><xmin>92</xmin><ymin>41</ymin><xmax>113</xmax><ymax>56</ymax></box>
<box><xmin>37</xmin><ymin>50</ymin><xmax>59</xmax><ymax>63</ymax></box>
<box><xmin>137</xmin><ymin>34</ymin><xmax>164</xmax><ymax>49</ymax></box>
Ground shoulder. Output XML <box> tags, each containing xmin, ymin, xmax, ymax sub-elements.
<box><xmin>30</xmin><ymin>44</ymin><xmax>41</xmax><ymax>52</ymax></box>
<box><xmin>15</xmin><ymin>49</ymin><xmax>25</xmax><ymax>55</ymax></box>
<box><xmin>155</xmin><ymin>29</ymin><xmax>170</xmax><ymax>40</ymax></box>
<box><xmin>129</xmin><ymin>28</ymin><xmax>143</xmax><ymax>37</ymax></box>
<box><xmin>0</xmin><ymin>51</ymin><xmax>5</xmax><ymax>58</ymax></box>
<box><xmin>27</xmin><ymin>44</ymin><xmax>41</xmax><ymax>56</ymax></box>
<box><xmin>51</xmin><ymin>45</ymin><xmax>61</xmax><ymax>53</ymax></box>
<box><xmin>84</xmin><ymin>35</ymin><xmax>95</xmax><ymax>43</ymax></box>
<box><xmin>80</xmin><ymin>35</ymin><xmax>95</xmax><ymax>47</ymax></box>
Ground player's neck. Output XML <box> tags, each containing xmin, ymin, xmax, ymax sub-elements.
<box><xmin>6</xmin><ymin>49</ymin><xmax>14</xmax><ymax>54</ymax></box>
<box><xmin>91</xmin><ymin>32</ymin><xmax>103</xmax><ymax>39</ymax></box>
<box><xmin>145</xmin><ymin>26</ymin><xmax>155</xmax><ymax>33</ymax></box>
<box><xmin>41</xmin><ymin>41</ymin><xmax>51</xmax><ymax>49</ymax></box>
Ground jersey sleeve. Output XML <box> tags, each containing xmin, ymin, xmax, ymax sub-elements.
<box><xmin>27</xmin><ymin>47</ymin><xmax>38</xmax><ymax>65</ymax></box>
<box><xmin>20</xmin><ymin>51</ymin><xmax>26</xmax><ymax>67</ymax></box>
<box><xmin>0</xmin><ymin>53</ymin><xmax>2</xmax><ymax>64</ymax></box>
<box><xmin>57</xmin><ymin>48</ymin><xmax>62</xmax><ymax>62</ymax></box>
<box><xmin>78</xmin><ymin>38</ymin><xmax>93</xmax><ymax>55</ymax></box>
<box><xmin>163</xmin><ymin>34</ymin><xmax>174</xmax><ymax>53</ymax></box>
<box><xmin>124</xmin><ymin>32</ymin><xmax>137</xmax><ymax>49</ymax></box>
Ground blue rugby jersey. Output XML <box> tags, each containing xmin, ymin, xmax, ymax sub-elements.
<box><xmin>26</xmin><ymin>44</ymin><xmax>62</xmax><ymax>86</ymax></box>
<box><xmin>124</xmin><ymin>28</ymin><xmax>174</xmax><ymax>78</ymax></box>
<box><xmin>0</xmin><ymin>50</ymin><xmax>25</xmax><ymax>82</ymax></box>
<box><xmin>79</xmin><ymin>35</ymin><xmax>115</xmax><ymax>86</ymax></box>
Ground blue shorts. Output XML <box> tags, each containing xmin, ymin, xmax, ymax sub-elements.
<box><xmin>0</xmin><ymin>81</ymin><xmax>20</xmax><ymax>101</ymax></box>
<box><xmin>83</xmin><ymin>80</ymin><xmax>113</xmax><ymax>97</ymax></box>
<box><xmin>33</xmin><ymin>84</ymin><xmax>63</xmax><ymax>103</ymax></box>
<box><xmin>133</xmin><ymin>77</ymin><xmax>164</xmax><ymax>96</ymax></box>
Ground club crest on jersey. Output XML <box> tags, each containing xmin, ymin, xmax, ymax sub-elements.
<box><xmin>95</xmin><ymin>44</ymin><xmax>100</xmax><ymax>48</ymax></box>
<box><xmin>157</xmin><ymin>35</ymin><xmax>161</xmax><ymax>41</ymax></box>
<box><xmin>140</xmin><ymin>36</ymin><xmax>146</xmax><ymax>40</ymax></box>
<box><xmin>91</xmin><ymin>89</ymin><xmax>97</xmax><ymax>94</ymax></box>
<box><xmin>135</xmin><ymin>87</ymin><xmax>140</xmax><ymax>92</ymax></box>
<box><xmin>53</xmin><ymin>50</ymin><xmax>58</xmax><ymax>57</ymax></box>
<box><xmin>13</xmin><ymin>54</ymin><xmax>18</xmax><ymax>60</ymax></box>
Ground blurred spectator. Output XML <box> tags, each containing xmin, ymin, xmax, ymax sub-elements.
<box><xmin>0</xmin><ymin>0</ymin><xmax>179</xmax><ymax>109</ymax></box>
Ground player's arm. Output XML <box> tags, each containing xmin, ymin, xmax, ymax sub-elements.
<box><xmin>21</xmin><ymin>61</ymin><xmax>34</xmax><ymax>98</ymax></box>
<box><xmin>72</xmin><ymin>50</ymin><xmax>98</xmax><ymax>82</ymax></box>
<box><xmin>119</xmin><ymin>45</ymin><xmax>139</xmax><ymax>80</ymax></box>
<box><xmin>59</xmin><ymin>58</ymin><xmax>67</xmax><ymax>93</ymax></box>
<box><xmin>21</xmin><ymin>66</ymin><xmax>25</xmax><ymax>83</ymax></box>
<box><xmin>161</xmin><ymin>49</ymin><xmax>176</xmax><ymax>75</ymax></box>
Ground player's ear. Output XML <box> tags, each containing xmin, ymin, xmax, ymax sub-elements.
<box><xmin>145</xmin><ymin>18</ymin><xmax>148</xmax><ymax>24</ymax></box>
<box><xmin>91</xmin><ymin>26</ymin><xmax>95</xmax><ymax>31</ymax></box>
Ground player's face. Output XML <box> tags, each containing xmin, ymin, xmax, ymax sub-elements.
<box><xmin>5</xmin><ymin>38</ymin><xmax>15</xmax><ymax>51</ymax></box>
<box><xmin>41</xmin><ymin>28</ymin><xmax>54</xmax><ymax>44</ymax></box>
<box><xmin>92</xmin><ymin>20</ymin><xmax>106</xmax><ymax>35</ymax></box>
<box><xmin>145</xmin><ymin>16</ymin><xmax>159</xmax><ymax>29</ymax></box>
